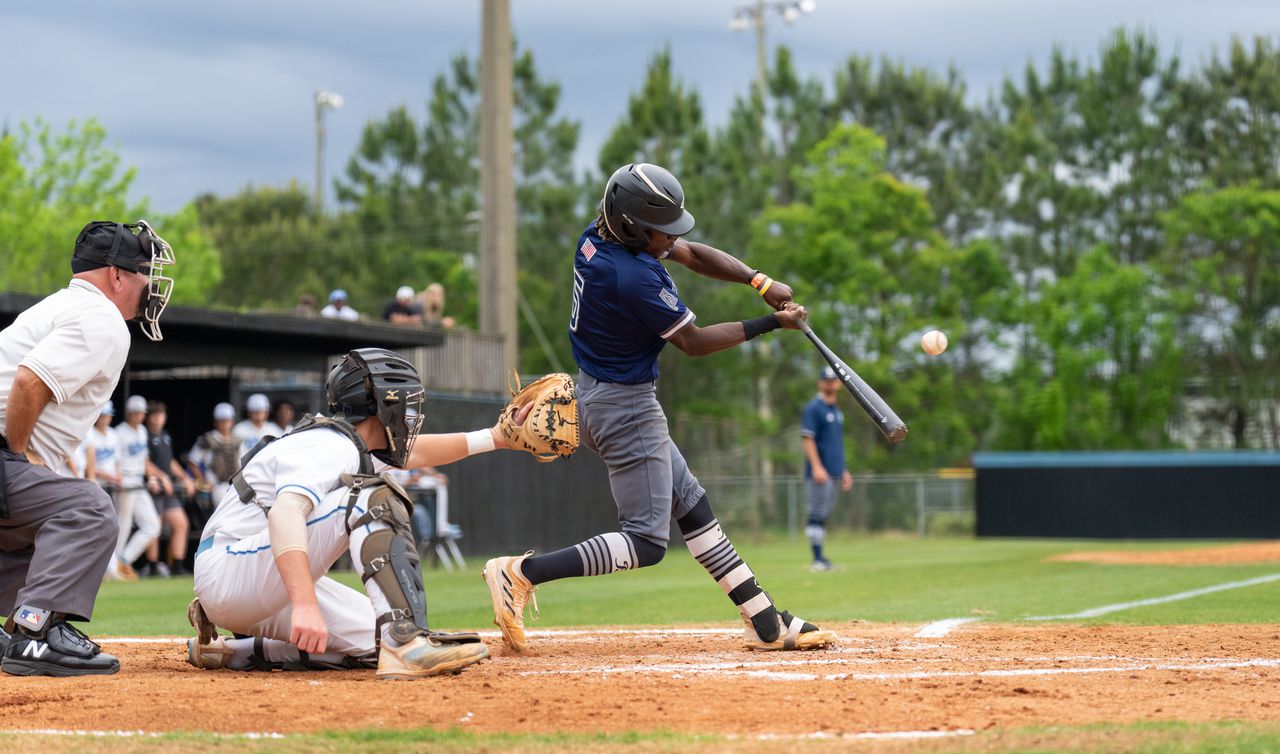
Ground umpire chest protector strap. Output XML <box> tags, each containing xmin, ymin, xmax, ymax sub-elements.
<box><xmin>230</xmin><ymin>414</ymin><xmax>374</xmax><ymax>513</ymax></box>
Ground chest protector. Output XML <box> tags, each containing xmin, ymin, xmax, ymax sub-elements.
<box><xmin>230</xmin><ymin>414</ymin><xmax>374</xmax><ymax>514</ymax></box>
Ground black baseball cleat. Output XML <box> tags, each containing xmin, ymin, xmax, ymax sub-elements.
<box><xmin>1</xmin><ymin>619</ymin><xmax>120</xmax><ymax>677</ymax></box>
<box><xmin>0</xmin><ymin>625</ymin><xmax>9</xmax><ymax>657</ymax></box>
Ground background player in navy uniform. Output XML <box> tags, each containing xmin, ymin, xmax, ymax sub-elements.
<box><xmin>801</xmin><ymin>366</ymin><xmax>853</xmax><ymax>572</ymax></box>
<box><xmin>484</xmin><ymin>163</ymin><xmax>835</xmax><ymax>652</ymax></box>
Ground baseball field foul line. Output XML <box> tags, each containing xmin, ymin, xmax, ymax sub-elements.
<box><xmin>915</xmin><ymin>571</ymin><xmax>1280</xmax><ymax>637</ymax></box>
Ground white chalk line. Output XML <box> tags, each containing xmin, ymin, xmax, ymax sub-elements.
<box><xmin>99</xmin><ymin>627</ymin><xmax>746</xmax><ymax>645</ymax></box>
<box><xmin>915</xmin><ymin>617</ymin><xmax>980</xmax><ymax>638</ymax></box>
<box><xmin>1026</xmin><ymin>572</ymin><xmax>1280</xmax><ymax>620</ymax></box>
<box><xmin>0</xmin><ymin>726</ymin><xmax>976</xmax><ymax>743</ymax></box>
<box><xmin>914</xmin><ymin>571</ymin><xmax>1280</xmax><ymax>637</ymax></box>
<box><xmin>749</xmin><ymin>729</ymin><xmax>976</xmax><ymax>741</ymax></box>
<box><xmin>0</xmin><ymin>729</ymin><xmax>284</xmax><ymax>739</ymax></box>
<box><xmin>517</xmin><ymin>656</ymin><xmax>1280</xmax><ymax>682</ymax></box>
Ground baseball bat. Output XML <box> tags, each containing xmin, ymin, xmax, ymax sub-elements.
<box><xmin>799</xmin><ymin>321</ymin><xmax>908</xmax><ymax>444</ymax></box>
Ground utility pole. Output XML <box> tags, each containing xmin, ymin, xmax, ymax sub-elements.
<box><xmin>479</xmin><ymin>0</ymin><xmax>518</xmax><ymax>376</ymax></box>
<box><xmin>314</xmin><ymin>90</ymin><xmax>343</xmax><ymax>215</ymax></box>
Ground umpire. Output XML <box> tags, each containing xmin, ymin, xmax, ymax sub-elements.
<box><xmin>0</xmin><ymin>220</ymin><xmax>175</xmax><ymax>676</ymax></box>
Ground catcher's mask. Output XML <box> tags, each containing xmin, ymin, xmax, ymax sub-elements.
<box><xmin>73</xmin><ymin>220</ymin><xmax>176</xmax><ymax>342</ymax></box>
<box><xmin>599</xmin><ymin>163</ymin><xmax>695</xmax><ymax>248</ymax></box>
<box><xmin>325</xmin><ymin>348</ymin><xmax>425</xmax><ymax>467</ymax></box>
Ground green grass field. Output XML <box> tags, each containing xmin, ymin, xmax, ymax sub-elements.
<box><xmin>14</xmin><ymin>535</ymin><xmax>1279</xmax><ymax>753</ymax></box>
<box><xmin>85</xmin><ymin>534</ymin><xmax>1280</xmax><ymax>636</ymax></box>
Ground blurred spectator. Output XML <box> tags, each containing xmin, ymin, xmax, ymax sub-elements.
<box><xmin>382</xmin><ymin>285</ymin><xmax>424</xmax><ymax>326</ymax></box>
<box><xmin>232</xmin><ymin>393</ymin><xmax>281</xmax><ymax>457</ymax></box>
<box><xmin>271</xmin><ymin>399</ymin><xmax>297</xmax><ymax>434</ymax></box>
<box><xmin>320</xmin><ymin>289</ymin><xmax>359</xmax><ymax>321</ymax></box>
<box><xmin>187</xmin><ymin>402</ymin><xmax>241</xmax><ymax>508</ymax></box>
<box><xmin>417</xmin><ymin>282</ymin><xmax>457</xmax><ymax>329</ymax></box>
<box><xmin>145</xmin><ymin>400</ymin><xmax>194</xmax><ymax>577</ymax></box>
<box><xmin>116</xmin><ymin>395</ymin><xmax>163</xmax><ymax>579</ymax></box>
<box><xmin>294</xmin><ymin>293</ymin><xmax>318</xmax><ymax>318</ymax></box>
<box><xmin>83</xmin><ymin>402</ymin><xmax>132</xmax><ymax>581</ymax></box>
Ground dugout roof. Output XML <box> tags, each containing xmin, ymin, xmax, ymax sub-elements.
<box><xmin>0</xmin><ymin>292</ymin><xmax>442</xmax><ymax>372</ymax></box>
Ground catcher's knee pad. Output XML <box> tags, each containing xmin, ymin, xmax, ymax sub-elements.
<box><xmin>344</xmin><ymin>474</ymin><xmax>429</xmax><ymax>645</ymax></box>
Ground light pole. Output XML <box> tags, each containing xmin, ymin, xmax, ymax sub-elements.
<box><xmin>729</xmin><ymin>0</ymin><xmax>817</xmax><ymax>93</ymax></box>
<box><xmin>314</xmin><ymin>90</ymin><xmax>343</xmax><ymax>215</ymax></box>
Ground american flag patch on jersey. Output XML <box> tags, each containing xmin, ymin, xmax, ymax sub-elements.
<box><xmin>581</xmin><ymin>238</ymin><xmax>597</xmax><ymax>261</ymax></box>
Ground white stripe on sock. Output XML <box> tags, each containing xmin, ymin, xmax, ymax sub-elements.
<box><xmin>684</xmin><ymin>524</ymin><xmax>724</xmax><ymax>558</ymax></box>
<box><xmin>739</xmin><ymin>591</ymin><xmax>773</xmax><ymax>619</ymax></box>
<box><xmin>717</xmin><ymin>563</ymin><xmax>754</xmax><ymax>594</ymax></box>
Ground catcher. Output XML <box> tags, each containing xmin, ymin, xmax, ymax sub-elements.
<box><xmin>186</xmin><ymin>348</ymin><xmax>555</xmax><ymax>678</ymax></box>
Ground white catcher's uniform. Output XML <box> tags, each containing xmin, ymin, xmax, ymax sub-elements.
<box><xmin>193</xmin><ymin>423</ymin><xmax>386</xmax><ymax>657</ymax></box>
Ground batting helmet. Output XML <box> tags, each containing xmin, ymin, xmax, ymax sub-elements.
<box><xmin>600</xmin><ymin>163</ymin><xmax>696</xmax><ymax>248</ymax></box>
<box><xmin>326</xmin><ymin>348</ymin><xmax>425</xmax><ymax>468</ymax></box>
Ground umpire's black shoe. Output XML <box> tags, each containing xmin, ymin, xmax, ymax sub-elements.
<box><xmin>1</xmin><ymin>620</ymin><xmax>120</xmax><ymax>677</ymax></box>
<box><xmin>0</xmin><ymin>625</ymin><xmax>9</xmax><ymax>657</ymax></box>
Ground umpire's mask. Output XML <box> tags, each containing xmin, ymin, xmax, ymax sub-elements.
<box><xmin>73</xmin><ymin>220</ymin><xmax>176</xmax><ymax>341</ymax></box>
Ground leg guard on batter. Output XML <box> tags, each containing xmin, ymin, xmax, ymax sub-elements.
<box><xmin>344</xmin><ymin>475</ymin><xmax>431</xmax><ymax>646</ymax></box>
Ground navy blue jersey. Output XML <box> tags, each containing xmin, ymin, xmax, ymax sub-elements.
<box><xmin>569</xmin><ymin>223</ymin><xmax>694</xmax><ymax>384</ymax></box>
<box><xmin>800</xmin><ymin>396</ymin><xmax>845</xmax><ymax>478</ymax></box>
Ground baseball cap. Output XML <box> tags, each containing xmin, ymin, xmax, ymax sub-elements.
<box><xmin>329</xmin><ymin>289</ymin><xmax>348</xmax><ymax>303</ymax></box>
<box><xmin>213</xmin><ymin>402</ymin><xmax>236</xmax><ymax>421</ymax></box>
<box><xmin>246</xmin><ymin>393</ymin><xmax>271</xmax><ymax>413</ymax></box>
<box><xmin>819</xmin><ymin>366</ymin><xmax>838</xmax><ymax>381</ymax></box>
<box><xmin>100</xmin><ymin>400</ymin><xmax>116</xmax><ymax>417</ymax></box>
<box><xmin>125</xmin><ymin>395</ymin><xmax>148</xmax><ymax>414</ymax></box>
<box><xmin>72</xmin><ymin>221</ymin><xmax>147</xmax><ymax>274</ymax></box>
<box><xmin>396</xmin><ymin>285</ymin><xmax>415</xmax><ymax>300</ymax></box>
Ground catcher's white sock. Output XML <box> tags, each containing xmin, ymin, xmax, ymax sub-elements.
<box><xmin>346</xmin><ymin>514</ymin><xmax>404</xmax><ymax>649</ymax></box>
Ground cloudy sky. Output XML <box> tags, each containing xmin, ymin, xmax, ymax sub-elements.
<box><xmin>4</xmin><ymin>1</ymin><xmax>1277</xmax><ymax>213</ymax></box>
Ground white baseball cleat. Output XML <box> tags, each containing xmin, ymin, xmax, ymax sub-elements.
<box><xmin>186</xmin><ymin>636</ymin><xmax>237</xmax><ymax>669</ymax></box>
<box><xmin>376</xmin><ymin>634</ymin><xmax>489</xmax><ymax>679</ymax></box>
<box><xmin>481</xmin><ymin>551</ymin><xmax>538</xmax><ymax>652</ymax></box>
<box><xmin>743</xmin><ymin>610</ymin><xmax>836</xmax><ymax>651</ymax></box>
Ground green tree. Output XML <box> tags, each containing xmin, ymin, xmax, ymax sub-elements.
<box><xmin>1164</xmin><ymin>185</ymin><xmax>1280</xmax><ymax>447</ymax></box>
<box><xmin>994</xmin><ymin>246</ymin><xmax>1183</xmax><ymax>449</ymax></box>
<box><xmin>0</xmin><ymin>119</ymin><xmax>220</xmax><ymax>301</ymax></box>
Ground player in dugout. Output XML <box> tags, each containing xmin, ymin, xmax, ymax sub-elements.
<box><xmin>482</xmin><ymin>163</ymin><xmax>836</xmax><ymax>654</ymax></box>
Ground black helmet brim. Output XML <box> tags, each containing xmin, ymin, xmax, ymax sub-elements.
<box><xmin>648</xmin><ymin>208</ymin><xmax>696</xmax><ymax>238</ymax></box>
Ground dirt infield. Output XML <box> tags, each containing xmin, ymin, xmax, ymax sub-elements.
<box><xmin>1050</xmin><ymin>541</ymin><xmax>1280</xmax><ymax>566</ymax></box>
<box><xmin>2</xmin><ymin>623</ymin><xmax>1278</xmax><ymax>741</ymax></box>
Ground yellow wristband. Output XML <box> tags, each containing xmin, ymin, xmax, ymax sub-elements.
<box><xmin>758</xmin><ymin>278</ymin><xmax>774</xmax><ymax>297</ymax></box>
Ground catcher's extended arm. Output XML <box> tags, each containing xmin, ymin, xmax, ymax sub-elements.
<box><xmin>497</xmin><ymin>372</ymin><xmax>579</xmax><ymax>462</ymax></box>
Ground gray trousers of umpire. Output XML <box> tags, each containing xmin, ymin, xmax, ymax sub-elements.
<box><xmin>577</xmin><ymin>371</ymin><xmax>706</xmax><ymax>546</ymax></box>
<box><xmin>0</xmin><ymin>450</ymin><xmax>119</xmax><ymax>622</ymax></box>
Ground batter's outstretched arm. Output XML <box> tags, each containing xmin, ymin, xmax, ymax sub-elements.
<box><xmin>666</xmin><ymin>240</ymin><xmax>794</xmax><ymax>310</ymax></box>
<box><xmin>667</xmin><ymin>303</ymin><xmax>808</xmax><ymax>357</ymax></box>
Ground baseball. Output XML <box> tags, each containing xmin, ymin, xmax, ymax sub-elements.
<box><xmin>922</xmin><ymin>330</ymin><xmax>948</xmax><ymax>356</ymax></box>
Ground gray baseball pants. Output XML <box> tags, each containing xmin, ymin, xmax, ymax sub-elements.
<box><xmin>577</xmin><ymin>371</ymin><xmax>706</xmax><ymax>546</ymax></box>
<box><xmin>0</xmin><ymin>450</ymin><xmax>119</xmax><ymax>622</ymax></box>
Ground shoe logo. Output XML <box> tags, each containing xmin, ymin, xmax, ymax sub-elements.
<box><xmin>22</xmin><ymin>641</ymin><xmax>49</xmax><ymax>660</ymax></box>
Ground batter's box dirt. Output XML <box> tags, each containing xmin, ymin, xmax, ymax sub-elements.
<box><xmin>0</xmin><ymin>623</ymin><xmax>1277</xmax><ymax>739</ymax></box>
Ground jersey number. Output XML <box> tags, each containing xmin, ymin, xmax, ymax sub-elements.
<box><xmin>569</xmin><ymin>270</ymin><xmax>584</xmax><ymax>332</ymax></box>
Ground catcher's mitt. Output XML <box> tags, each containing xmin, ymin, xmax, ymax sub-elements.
<box><xmin>498</xmin><ymin>371</ymin><xmax>579</xmax><ymax>462</ymax></box>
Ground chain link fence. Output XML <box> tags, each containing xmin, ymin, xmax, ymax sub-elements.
<box><xmin>699</xmin><ymin>472</ymin><xmax>975</xmax><ymax>539</ymax></box>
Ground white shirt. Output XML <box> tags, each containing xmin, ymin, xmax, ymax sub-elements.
<box><xmin>83</xmin><ymin>425</ymin><xmax>118</xmax><ymax>479</ymax></box>
<box><xmin>232</xmin><ymin>419</ymin><xmax>282</xmax><ymax>458</ymax></box>
<box><xmin>202</xmin><ymin>423</ymin><xmax>368</xmax><ymax>542</ymax></box>
<box><xmin>320</xmin><ymin>304</ymin><xmax>359</xmax><ymax>321</ymax></box>
<box><xmin>0</xmin><ymin>279</ymin><xmax>130</xmax><ymax>465</ymax></box>
<box><xmin>116</xmin><ymin>421</ymin><xmax>151</xmax><ymax>487</ymax></box>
